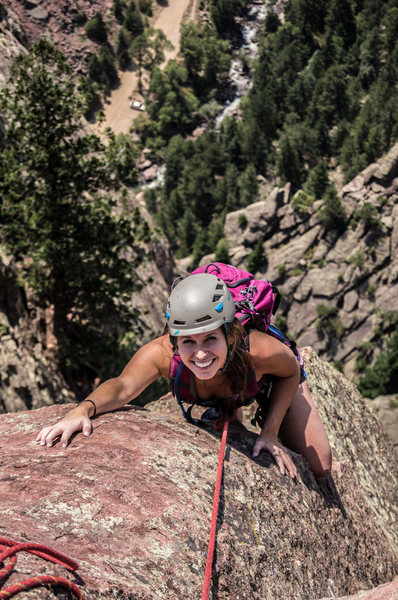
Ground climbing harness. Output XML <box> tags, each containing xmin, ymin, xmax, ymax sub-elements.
<box><xmin>201</xmin><ymin>420</ymin><xmax>229</xmax><ymax>600</ymax></box>
<box><xmin>0</xmin><ymin>538</ymin><xmax>86</xmax><ymax>599</ymax></box>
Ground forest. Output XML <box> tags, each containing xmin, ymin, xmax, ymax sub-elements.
<box><xmin>0</xmin><ymin>0</ymin><xmax>397</xmax><ymax>401</ymax></box>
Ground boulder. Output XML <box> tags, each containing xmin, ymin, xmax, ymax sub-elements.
<box><xmin>371</xmin><ymin>143</ymin><xmax>398</xmax><ymax>185</ymax></box>
<box><xmin>0</xmin><ymin>354</ymin><xmax>397</xmax><ymax>600</ymax></box>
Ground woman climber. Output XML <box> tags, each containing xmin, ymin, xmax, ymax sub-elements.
<box><xmin>36</xmin><ymin>272</ymin><xmax>332</xmax><ymax>480</ymax></box>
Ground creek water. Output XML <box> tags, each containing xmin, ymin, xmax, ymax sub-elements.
<box><xmin>215</xmin><ymin>0</ymin><xmax>269</xmax><ymax>129</ymax></box>
<box><xmin>142</xmin><ymin>0</ymin><xmax>286</xmax><ymax>187</ymax></box>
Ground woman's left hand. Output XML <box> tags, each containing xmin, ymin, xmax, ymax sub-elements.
<box><xmin>252</xmin><ymin>432</ymin><xmax>297</xmax><ymax>479</ymax></box>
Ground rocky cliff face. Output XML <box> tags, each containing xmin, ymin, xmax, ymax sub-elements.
<box><xmin>0</xmin><ymin>220</ymin><xmax>176</xmax><ymax>413</ymax></box>
<box><xmin>221</xmin><ymin>143</ymin><xmax>398</xmax><ymax>386</ymax></box>
<box><xmin>0</xmin><ymin>3</ymin><xmax>27</xmax><ymax>89</ymax></box>
<box><xmin>0</xmin><ymin>251</ymin><xmax>75</xmax><ymax>413</ymax></box>
<box><xmin>1</xmin><ymin>0</ymin><xmax>115</xmax><ymax>77</ymax></box>
<box><xmin>0</xmin><ymin>353</ymin><xmax>397</xmax><ymax>599</ymax></box>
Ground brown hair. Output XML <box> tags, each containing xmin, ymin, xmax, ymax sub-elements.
<box><xmin>166</xmin><ymin>318</ymin><xmax>255</xmax><ymax>421</ymax></box>
<box><xmin>218</xmin><ymin>319</ymin><xmax>254</xmax><ymax>420</ymax></box>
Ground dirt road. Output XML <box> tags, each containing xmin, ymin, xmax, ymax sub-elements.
<box><xmin>101</xmin><ymin>0</ymin><xmax>197</xmax><ymax>135</ymax></box>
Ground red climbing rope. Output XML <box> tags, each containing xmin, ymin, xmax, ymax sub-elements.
<box><xmin>201</xmin><ymin>419</ymin><xmax>229</xmax><ymax>600</ymax></box>
<box><xmin>0</xmin><ymin>538</ymin><xmax>86</xmax><ymax>599</ymax></box>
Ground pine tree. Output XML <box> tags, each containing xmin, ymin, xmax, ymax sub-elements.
<box><xmin>0</xmin><ymin>40</ymin><xmax>139</xmax><ymax>381</ymax></box>
<box><xmin>247</xmin><ymin>239</ymin><xmax>266</xmax><ymax>274</ymax></box>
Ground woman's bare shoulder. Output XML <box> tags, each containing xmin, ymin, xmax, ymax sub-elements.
<box><xmin>123</xmin><ymin>334</ymin><xmax>173</xmax><ymax>380</ymax></box>
<box><xmin>248</xmin><ymin>329</ymin><xmax>282</xmax><ymax>356</ymax></box>
<box><xmin>248</xmin><ymin>329</ymin><xmax>298</xmax><ymax>377</ymax></box>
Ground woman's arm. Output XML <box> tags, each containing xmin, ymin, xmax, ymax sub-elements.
<box><xmin>36</xmin><ymin>334</ymin><xmax>172</xmax><ymax>448</ymax></box>
<box><xmin>249</xmin><ymin>330</ymin><xmax>300</xmax><ymax>478</ymax></box>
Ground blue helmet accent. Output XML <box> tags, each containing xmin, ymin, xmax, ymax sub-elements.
<box><xmin>174</xmin><ymin>329</ymin><xmax>180</xmax><ymax>335</ymax></box>
<box><xmin>165</xmin><ymin>310</ymin><xmax>170</xmax><ymax>320</ymax></box>
<box><xmin>214</xmin><ymin>302</ymin><xmax>223</xmax><ymax>313</ymax></box>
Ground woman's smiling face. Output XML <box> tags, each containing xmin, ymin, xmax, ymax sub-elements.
<box><xmin>177</xmin><ymin>327</ymin><xmax>228</xmax><ymax>380</ymax></box>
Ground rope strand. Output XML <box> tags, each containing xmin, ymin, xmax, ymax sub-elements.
<box><xmin>201</xmin><ymin>420</ymin><xmax>229</xmax><ymax>600</ymax></box>
<box><xmin>0</xmin><ymin>538</ymin><xmax>86</xmax><ymax>600</ymax></box>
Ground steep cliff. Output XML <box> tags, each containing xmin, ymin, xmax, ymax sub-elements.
<box><xmin>221</xmin><ymin>143</ymin><xmax>398</xmax><ymax>385</ymax></box>
<box><xmin>0</xmin><ymin>353</ymin><xmax>397</xmax><ymax>600</ymax></box>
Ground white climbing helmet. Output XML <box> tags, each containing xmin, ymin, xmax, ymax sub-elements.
<box><xmin>165</xmin><ymin>273</ymin><xmax>235</xmax><ymax>336</ymax></box>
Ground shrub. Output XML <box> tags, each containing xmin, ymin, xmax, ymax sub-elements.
<box><xmin>277</xmin><ymin>263</ymin><xmax>286</xmax><ymax>277</ymax></box>
<box><xmin>274</xmin><ymin>315</ymin><xmax>288</xmax><ymax>335</ymax></box>
<box><xmin>290</xmin><ymin>190</ymin><xmax>315</xmax><ymax>214</ymax></box>
<box><xmin>238</xmin><ymin>213</ymin><xmax>248</xmax><ymax>228</ymax></box>
<box><xmin>138</xmin><ymin>0</ymin><xmax>152</xmax><ymax>15</ymax></box>
<box><xmin>214</xmin><ymin>238</ymin><xmax>230</xmax><ymax>263</ymax></box>
<box><xmin>367</xmin><ymin>283</ymin><xmax>376</xmax><ymax>297</ymax></box>
<box><xmin>315</xmin><ymin>304</ymin><xmax>343</xmax><ymax>338</ymax></box>
<box><xmin>358</xmin><ymin>329</ymin><xmax>398</xmax><ymax>398</ymax></box>
<box><xmin>333</xmin><ymin>360</ymin><xmax>344</xmax><ymax>372</ymax></box>
<box><xmin>73</xmin><ymin>12</ymin><xmax>87</xmax><ymax>27</ymax></box>
<box><xmin>348</xmin><ymin>250</ymin><xmax>365</xmax><ymax>269</ymax></box>
<box><xmin>357</xmin><ymin>202</ymin><xmax>383</xmax><ymax>231</ymax></box>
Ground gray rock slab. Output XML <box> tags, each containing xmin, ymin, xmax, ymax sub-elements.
<box><xmin>266</xmin><ymin>226</ymin><xmax>321</xmax><ymax>279</ymax></box>
<box><xmin>343</xmin><ymin>290</ymin><xmax>359</xmax><ymax>313</ymax></box>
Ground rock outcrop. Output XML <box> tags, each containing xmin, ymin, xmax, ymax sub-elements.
<box><xmin>0</xmin><ymin>4</ymin><xmax>27</xmax><ymax>89</ymax></box>
<box><xmin>1</xmin><ymin>0</ymin><xmax>116</xmax><ymax>78</ymax></box>
<box><xmin>0</xmin><ymin>354</ymin><xmax>397</xmax><ymax>599</ymax></box>
<box><xmin>222</xmin><ymin>144</ymin><xmax>398</xmax><ymax>386</ymax></box>
<box><xmin>0</xmin><ymin>208</ymin><xmax>176</xmax><ymax>413</ymax></box>
<box><xmin>0</xmin><ymin>252</ymin><xmax>75</xmax><ymax>414</ymax></box>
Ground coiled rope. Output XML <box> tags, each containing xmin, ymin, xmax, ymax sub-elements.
<box><xmin>0</xmin><ymin>538</ymin><xmax>86</xmax><ymax>599</ymax></box>
<box><xmin>201</xmin><ymin>420</ymin><xmax>229</xmax><ymax>600</ymax></box>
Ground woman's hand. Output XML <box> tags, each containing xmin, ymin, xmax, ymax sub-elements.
<box><xmin>252</xmin><ymin>431</ymin><xmax>297</xmax><ymax>479</ymax></box>
<box><xmin>36</xmin><ymin>405</ymin><xmax>92</xmax><ymax>449</ymax></box>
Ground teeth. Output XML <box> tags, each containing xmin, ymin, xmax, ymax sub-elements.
<box><xmin>194</xmin><ymin>359</ymin><xmax>213</xmax><ymax>368</ymax></box>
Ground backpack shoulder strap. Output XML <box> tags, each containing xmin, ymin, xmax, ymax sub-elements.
<box><xmin>170</xmin><ymin>353</ymin><xmax>200</xmax><ymax>424</ymax></box>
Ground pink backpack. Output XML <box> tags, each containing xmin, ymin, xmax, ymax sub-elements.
<box><xmin>190</xmin><ymin>262</ymin><xmax>281</xmax><ymax>332</ymax></box>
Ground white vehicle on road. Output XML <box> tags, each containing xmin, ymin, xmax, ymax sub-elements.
<box><xmin>129</xmin><ymin>100</ymin><xmax>145</xmax><ymax>111</ymax></box>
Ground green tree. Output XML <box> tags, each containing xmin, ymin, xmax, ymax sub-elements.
<box><xmin>0</xmin><ymin>40</ymin><xmax>139</xmax><ymax>386</ymax></box>
<box><xmin>209</xmin><ymin>0</ymin><xmax>243</xmax><ymax>34</ymax></box>
<box><xmin>214</xmin><ymin>238</ymin><xmax>230</xmax><ymax>263</ymax></box>
<box><xmin>325</xmin><ymin>0</ymin><xmax>356</xmax><ymax>49</ymax></box>
<box><xmin>88</xmin><ymin>46</ymin><xmax>118</xmax><ymax>91</ymax></box>
<box><xmin>247</xmin><ymin>239</ymin><xmax>266</xmax><ymax>274</ymax></box>
<box><xmin>113</xmin><ymin>0</ymin><xmax>125</xmax><ymax>23</ymax></box>
<box><xmin>317</xmin><ymin>185</ymin><xmax>347</xmax><ymax>233</ymax></box>
<box><xmin>130</xmin><ymin>28</ymin><xmax>173</xmax><ymax>93</ymax></box>
<box><xmin>176</xmin><ymin>207</ymin><xmax>199</xmax><ymax>257</ymax></box>
<box><xmin>124</xmin><ymin>0</ymin><xmax>144</xmax><ymax>36</ymax></box>
<box><xmin>358</xmin><ymin>330</ymin><xmax>398</xmax><ymax>398</ymax></box>
<box><xmin>85</xmin><ymin>12</ymin><xmax>108</xmax><ymax>43</ymax></box>
<box><xmin>147</xmin><ymin>61</ymin><xmax>199</xmax><ymax>140</ymax></box>
<box><xmin>305</xmin><ymin>160</ymin><xmax>329</xmax><ymax>198</ymax></box>
<box><xmin>116</xmin><ymin>27</ymin><xmax>131</xmax><ymax>68</ymax></box>
<box><xmin>276</xmin><ymin>133</ymin><xmax>305</xmax><ymax>191</ymax></box>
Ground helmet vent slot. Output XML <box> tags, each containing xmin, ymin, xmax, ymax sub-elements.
<box><xmin>196</xmin><ymin>315</ymin><xmax>211</xmax><ymax>323</ymax></box>
<box><xmin>216</xmin><ymin>283</ymin><xmax>224</xmax><ymax>290</ymax></box>
<box><xmin>173</xmin><ymin>320</ymin><xmax>186</xmax><ymax>325</ymax></box>
<box><xmin>212</xmin><ymin>294</ymin><xmax>222</xmax><ymax>302</ymax></box>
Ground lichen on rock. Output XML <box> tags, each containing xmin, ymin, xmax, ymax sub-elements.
<box><xmin>0</xmin><ymin>353</ymin><xmax>397</xmax><ymax>599</ymax></box>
